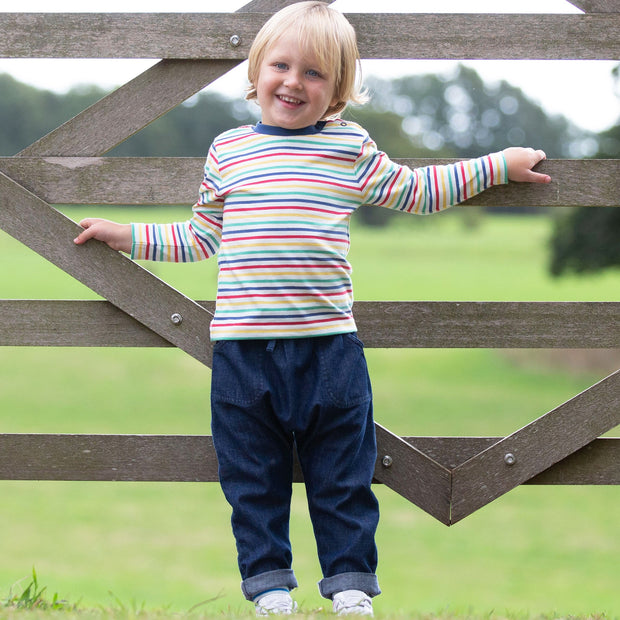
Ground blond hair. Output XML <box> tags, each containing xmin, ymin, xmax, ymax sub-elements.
<box><xmin>246</xmin><ymin>1</ymin><xmax>367</xmax><ymax>119</ymax></box>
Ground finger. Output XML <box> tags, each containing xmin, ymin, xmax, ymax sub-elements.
<box><xmin>526</xmin><ymin>170</ymin><xmax>552</xmax><ymax>184</ymax></box>
<box><xmin>73</xmin><ymin>222</ymin><xmax>99</xmax><ymax>244</ymax></box>
<box><xmin>78</xmin><ymin>218</ymin><xmax>98</xmax><ymax>229</ymax></box>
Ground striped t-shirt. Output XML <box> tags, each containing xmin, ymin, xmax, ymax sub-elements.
<box><xmin>131</xmin><ymin>119</ymin><xmax>507</xmax><ymax>340</ymax></box>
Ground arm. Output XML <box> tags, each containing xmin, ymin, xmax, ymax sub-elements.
<box><xmin>356</xmin><ymin>130</ymin><xmax>551</xmax><ymax>215</ymax></box>
<box><xmin>74</xmin><ymin>145</ymin><xmax>224</xmax><ymax>261</ymax></box>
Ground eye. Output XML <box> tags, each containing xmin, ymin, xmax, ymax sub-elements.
<box><xmin>306</xmin><ymin>69</ymin><xmax>323</xmax><ymax>79</ymax></box>
<box><xmin>273</xmin><ymin>62</ymin><xmax>288</xmax><ymax>71</ymax></box>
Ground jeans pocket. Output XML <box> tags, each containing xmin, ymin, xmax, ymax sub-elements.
<box><xmin>320</xmin><ymin>333</ymin><xmax>372</xmax><ymax>408</ymax></box>
<box><xmin>211</xmin><ymin>340</ymin><xmax>266</xmax><ymax>407</ymax></box>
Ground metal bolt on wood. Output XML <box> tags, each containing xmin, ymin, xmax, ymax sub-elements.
<box><xmin>170</xmin><ymin>312</ymin><xmax>183</xmax><ymax>325</ymax></box>
<box><xmin>382</xmin><ymin>455</ymin><xmax>393</xmax><ymax>468</ymax></box>
<box><xmin>229</xmin><ymin>35</ymin><xmax>241</xmax><ymax>48</ymax></box>
<box><xmin>504</xmin><ymin>452</ymin><xmax>516</xmax><ymax>466</ymax></box>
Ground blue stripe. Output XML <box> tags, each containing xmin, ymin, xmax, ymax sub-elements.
<box><xmin>453</xmin><ymin>165</ymin><xmax>461</xmax><ymax>204</ymax></box>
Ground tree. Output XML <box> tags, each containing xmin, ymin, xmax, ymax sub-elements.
<box><xmin>548</xmin><ymin>64</ymin><xmax>620</xmax><ymax>277</ymax></box>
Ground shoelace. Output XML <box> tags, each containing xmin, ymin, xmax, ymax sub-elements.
<box><xmin>255</xmin><ymin>591</ymin><xmax>297</xmax><ymax>616</ymax></box>
<box><xmin>333</xmin><ymin>590</ymin><xmax>373</xmax><ymax>616</ymax></box>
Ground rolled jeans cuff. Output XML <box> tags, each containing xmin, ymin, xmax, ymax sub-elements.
<box><xmin>241</xmin><ymin>569</ymin><xmax>298</xmax><ymax>601</ymax></box>
<box><xmin>318</xmin><ymin>572</ymin><xmax>381</xmax><ymax>600</ymax></box>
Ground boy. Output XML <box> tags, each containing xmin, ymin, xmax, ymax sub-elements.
<box><xmin>74</xmin><ymin>2</ymin><xmax>550</xmax><ymax>615</ymax></box>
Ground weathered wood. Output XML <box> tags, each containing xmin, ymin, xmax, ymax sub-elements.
<box><xmin>403</xmin><ymin>437</ymin><xmax>620</xmax><ymax>484</ymax></box>
<box><xmin>451</xmin><ymin>369</ymin><xmax>620</xmax><ymax>523</ymax></box>
<box><xmin>16</xmin><ymin>0</ymin><xmax>295</xmax><ymax>157</ymax></box>
<box><xmin>1</xmin><ymin>14</ymin><xmax>618</xmax><ymax>61</ymax></box>
<box><xmin>0</xmin><ymin>434</ymin><xmax>616</xmax><ymax>485</ymax></box>
<box><xmin>567</xmin><ymin>0</ymin><xmax>620</xmax><ymax>12</ymax></box>
<box><xmin>0</xmin><ymin>171</ymin><xmax>214</xmax><ymax>366</ymax></box>
<box><xmin>353</xmin><ymin>301</ymin><xmax>620</xmax><ymax>349</ymax></box>
<box><xmin>1</xmin><ymin>300</ymin><xmax>618</xmax><ymax>349</ymax></box>
<box><xmin>373</xmin><ymin>424</ymin><xmax>452</xmax><ymax>524</ymax></box>
<box><xmin>2</xmin><ymin>158</ymin><xmax>618</xmax><ymax>208</ymax></box>
<box><xmin>18</xmin><ymin>60</ymin><xmax>239</xmax><ymax>157</ymax></box>
<box><xmin>0</xmin><ymin>434</ymin><xmax>219</xmax><ymax>482</ymax></box>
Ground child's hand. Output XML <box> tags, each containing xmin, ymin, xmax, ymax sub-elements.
<box><xmin>503</xmin><ymin>147</ymin><xmax>551</xmax><ymax>184</ymax></box>
<box><xmin>73</xmin><ymin>218</ymin><xmax>132</xmax><ymax>254</ymax></box>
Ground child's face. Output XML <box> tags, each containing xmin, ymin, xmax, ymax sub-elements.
<box><xmin>255</xmin><ymin>33</ymin><xmax>338</xmax><ymax>130</ymax></box>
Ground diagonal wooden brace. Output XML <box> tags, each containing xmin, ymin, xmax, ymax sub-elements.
<box><xmin>450</xmin><ymin>368</ymin><xmax>620</xmax><ymax>524</ymax></box>
<box><xmin>374</xmin><ymin>423</ymin><xmax>452</xmax><ymax>525</ymax></box>
<box><xmin>0</xmin><ymin>170</ymin><xmax>214</xmax><ymax>366</ymax></box>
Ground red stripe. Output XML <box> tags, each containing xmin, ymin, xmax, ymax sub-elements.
<box><xmin>432</xmin><ymin>166</ymin><xmax>440</xmax><ymax>212</ymax></box>
<box><xmin>219</xmin><ymin>263</ymin><xmax>352</xmax><ymax>271</ymax></box>
<box><xmin>459</xmin><ymin>161</ymin><xmax>468</xmax><ymax>201</ymax></box>
<box><xmin>217</xmin><ymin>290</ymin><xmax>352</xmax><ymax>300</ymax></box>
<box><xmin>170</xmin><ymin>226</ymin><xmax>179</xmax><ymax>262</ymax></box>
<box><xmin>377</xmin><ymin>169</ymin><xmax>403</xmax><ymax>207</ymax></box>
<box><xmin>224</xmin><ymin>234</ymin><xmax>346</xmax><ymax>243</ymax></box>
<box><xmin>220</xmin><ymin>151</ymin><xmax>354</xmax><ymax>172</ymax></box>
<box><xmin>220</xmin><ymin>316</ymin><xmax>346</xmax><ymax>327</ymax></box>
<box><xmin>224</xmin><ymin>204</ymin><xmax>347</xmax><ymax>216</ymax></box>
<box><xmin>360</xmin><ymin>155</ymin><xmax>384</xmax><ymax>191</ymax></box>
<box><xmin>487</xmin><ymin>155</ymin><xmax>494</xmax><ymax>185</ymax></box>
<box><xmin>226</xmin><ymin>176</ymin><xmax>357</xmax><ymax>192</ymax></box>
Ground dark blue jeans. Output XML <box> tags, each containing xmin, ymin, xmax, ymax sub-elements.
<box><xmin>210</xmin><ymin>334</ymin><xmax>381</xmax><ymax>601</ymax></box>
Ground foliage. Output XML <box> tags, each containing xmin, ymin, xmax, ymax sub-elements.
<box><xmin>549</xmin><ymin>207</ymin><xmax>620</xmax><ymax>276</ymax></box>
<box><xmin>0</xmin><ymin>74</ymin><xmax>106</xmax><ymax>156</ymax></box>
<box><xmin>548</xmin><ymin>64</ymin><xmax>619</xmax><ymax>277</ymax></box>
<box><xmin>3</xmin><ymin>568</ymin><xmax>76</xmax><ymax>612</ymax></box>
<box><xmin>0</xmin><ymin>215</ymin><xmax>618</xmax><ymax>616</ymax></box>
<box><xmin>362</xmin><ymin>65</ymin><xmax>591</xmax><ymax>160</ymax></box>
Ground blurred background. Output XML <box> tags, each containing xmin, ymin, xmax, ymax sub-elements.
<box><xmin>0</xmin><ymin>0</ymin><xmax>618</xmax><ymax>616</ymax></box>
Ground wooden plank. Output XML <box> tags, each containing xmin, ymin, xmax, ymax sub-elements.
<box><xmin>1</xmin><ymin>14</ymin><xmax>618</xmax><ymax>61</ymax></box>
<box><xmin>354</xmin><ymin>301</ymin><xmax>620</xmax><ymax>349</ymax></box>
<box><xmin>18</xmin><ymin>60</ymin><xmax>239</xmax><ymax>157</ymax></box>
<box><xmin>403</xmin><ymin>437</ymin><xmax>620</xmax><ymax>484</ymax></box>
<box><xmin>1</xmin><ymin>300</ymin><xmax>618</xmax><ymax>349</ymax></box>
<box><xmin>0</xmin><ymin>171</ymin><xmax>214</xmax><ymax>367</ymax></box>
<box><xmin>374</xmin><ymin>424</ymin><xmax>452</xmax><ymax>525</ymax></box>
<box><xmin>1</xmin><ymin>434</ymin><xmax>616</xmax><ymax>485</ymax></box>
<box><xmin>567</xmin><ymin>0</ymin><xmax>620</xmax><ymax>12</ymax></box>
<box><xmin>0</xmin><ymin>300</ymin><xmax>211</xmax><ymax>348</ymax></box>
<box><xmin>451</xmin><ymin>369</ymin><xmax>620</xmax><ymax>523</ymax></box>
<box><xmin>0</xmin><ymin>434</ymin><xmax>219</xmax><ymax>482</ymax></box>
<box><xmin>17</xmin><ymin>0</ymin><xmax>292</xmax><ymax>157</ymax></box>
<box><xmin>2</xmin><ymin>158</ymin><xmax>618</xmax><ymax>208</ymax></box>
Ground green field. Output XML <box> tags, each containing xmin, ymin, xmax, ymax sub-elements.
<box><xmin>0</xmin><ymin>209</ymin><xmax>618</xmax><ymax>617</ymax></box>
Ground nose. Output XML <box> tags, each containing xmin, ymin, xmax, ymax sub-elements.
<box><xmin>284</xmin><ymin>70</ymin><xmax>303</xmax><ymax>90</ymax></box>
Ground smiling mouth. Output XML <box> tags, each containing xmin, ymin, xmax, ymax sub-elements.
<box><xmin>278</xmin><ymin>95</ymin><xmax>304</xmax><ymax>106</ymax></box>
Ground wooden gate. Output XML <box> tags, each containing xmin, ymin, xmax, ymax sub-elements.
<box><xmin>0</xmin><ymin>0</ymin><xmax>618</xmax><ymax>526</ymax></box>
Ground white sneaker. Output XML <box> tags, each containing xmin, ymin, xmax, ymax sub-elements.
<box><xmin>254</xmin><ymin>590</ymin><xmax>298</xmax><ymax>616</ymax></box>
<box><xmin>332</xmin><ymin>590</ymin><xmax>373</xmax><ymax>616</ymax></box>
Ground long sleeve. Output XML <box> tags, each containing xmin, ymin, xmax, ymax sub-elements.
<box><xmin>355</xmin><ymin>135</ymin><xmax>507</xmax><ymax>215</ymax></box>
<box><xmin>131</xmin><ymin>145</ymin><xmax>225</xmax><ymax>262</ymax></box>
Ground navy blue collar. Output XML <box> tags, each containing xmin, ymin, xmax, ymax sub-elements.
<box><xmin>253</xmin><ymin>121</ymin><xmax>327</xmax><ymax>136</ymax></box>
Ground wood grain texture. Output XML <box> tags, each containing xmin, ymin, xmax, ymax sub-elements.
<box><xmin>1</xmin><ymin>300</ymin><xmax>618</xmax><ymax>349</ymax></box>
<box><xmin>16</xmin><ymin>0</ymin><xmax>295</xmax><ymax>157</ymax></box>
<box><xmin>374</xmin><ymin>424</ymin><xmax>452</xmax><ymax>524</ymax></box>
<box><xmin>1</xmin><ymin>158</ymin><xmax>618</xmax><ymax>207</ymax></box>
<box><xmin>1</xmin><ymin>14</ymin><xmax>618</xmax><ymax>60</ymax></box>
<box><xmin>567</xmin><ymin>0</ymin><xmax>620</xmax><ymax>12</ymax></box>
<box><xmin>0</xmin><ymin>171</ymin><xmax>214</xmax><ymax>366</ymax></box>
<box><xmin>1</xmin><ymin>434</ymin><xmax>616</xmax><ymax>485</ymax></box>
<box><xmin>17</xmin><ymin>60</ymin><xmax>239</xmax><ymax>157</ymax></box>
<box><xmin>451</xmin><ymin>369</ymin><xmax>620</xmax><ymax>523</ymax></box>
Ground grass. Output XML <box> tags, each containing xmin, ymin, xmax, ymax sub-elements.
<box><xmin>0</xmin><ymin>210</ymin><xmax>618</xmax><ymax>618</ymax></box>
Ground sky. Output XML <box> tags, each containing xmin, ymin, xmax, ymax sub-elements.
<box><xmin>0</xmin><ymin>0</ymin><xmax>618</xmax><ymax>133</ymax></box>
